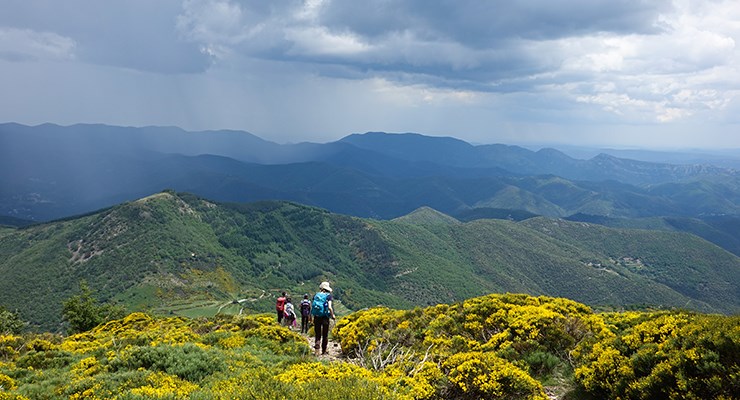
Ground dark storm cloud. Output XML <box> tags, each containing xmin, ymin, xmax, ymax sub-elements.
<box><xmin>0</xmin><ymin>0</ymin><xmax>210</xmax><ymax>73</ymax></box>
<box><xmin>317</xmin><ymin>0</ymin><xmax>669</xmax><ymax>44</ymax></box>
<box><xmin>173</xmin><ymin>0</ymin><xmax>671</xmax><ymax>91</ymax></box>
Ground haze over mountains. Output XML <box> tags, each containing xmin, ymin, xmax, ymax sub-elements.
<box><xmin>2</xmin><ymin>122</ymin><xmax>739</xmax><ymax>224</ymax></box>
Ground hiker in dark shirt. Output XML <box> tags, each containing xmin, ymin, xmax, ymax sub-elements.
<box><xmin>299</xmin><ymin>293</ymin><xmax>312</xmax><ymax>334</ymax></box>
<box><xmin>275</xmin><ymin>292</ymin><xmax>286</xmax><ymax>324</ymax></box>
<box><xmin>312</xmin><ymin>281</ymin><xmax>335</xmax><ymax>356</ymax></box>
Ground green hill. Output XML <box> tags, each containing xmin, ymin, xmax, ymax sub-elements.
<box><xmin>392</xmin><ymin>206</ymin><xmax>461</xmax><ymax>225</ymax></box>
<box><xmin>566</xmin><ymin>213</ymin><xmax>740</xmax><ymax>256</ymax></box>
<box><xmin>0</xmin><ymin>191</ymin><xmax>737</xmax><ymax>331</ymax></box>
<box><xmin>520</xmin><ymin>217</ymin><xmax>739</xmax><ymax>312</ymax></box>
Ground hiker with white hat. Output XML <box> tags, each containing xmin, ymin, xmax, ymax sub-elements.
<box><xmin>311</xmin><ymin>281</ymin><xmax>335</xmax><ymax>356</ymax></box>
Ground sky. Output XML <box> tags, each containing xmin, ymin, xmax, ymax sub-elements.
<box><xmin>1</xmin><ymin>0</ymin><xmax>740</xmax><ymax>149</ymax></box>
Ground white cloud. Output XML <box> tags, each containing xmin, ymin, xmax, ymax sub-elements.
<box><xmin>286</xmin><ymin>26</ymin><xmax>371</xmax><ymax>56</ymax></box>
<box><xmin>539</xmin><ymin>0</ymin><xmax>740</xmax><ymax>126</ymax></box>
<box><xmin>369</xmin><ymin>78</ymin><xmax>480</xmax><ymax>107</ymax></box>
<box><xmin>0</xmin><ymin>27</ymin><xmax>76</xmax><ymax>61</ymax></box>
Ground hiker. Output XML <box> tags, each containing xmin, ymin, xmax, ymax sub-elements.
<box><xmin>299</xmin><ymin>293</ymin><xmax>312</xmax><ymax>334</ymax></box>
<box><xmin>284</xmin><ymin>297</ymin><xmax>297</xmax><ymax>329</ymax></box>
<box><xmin>312</xmin><ymin>281</ymin><xmax>335</xmax><ymax>356</ymax></box>
<box><xmin>275</xmin><ymin>292</ymin><xmax>287</xmax><ymax>324</ymax></box>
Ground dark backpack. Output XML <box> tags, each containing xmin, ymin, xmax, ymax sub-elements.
<box><xmin>311</xmin><ymin>292</ymin><xmax>330</xmax><ymax>317</ymax></box>
<box><xmin>300</xmin><ymin>300</ymin><xmax>311</xmax><ymax>317</ymax></box>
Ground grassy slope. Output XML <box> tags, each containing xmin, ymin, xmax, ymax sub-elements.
<box><xmin>565</xmin><ymin>214</ymin><xmax>740</xmax><ymax>257</ymax></box>
<box><xmin>0</xmin><ymin>192</ymin><xmax>737</xmax><ymax>331</ymax></box>
<box><xmin>520</xmin><ymin>217</ymin><xmax>739</xmax><ymax>313</ymax></box>
<box><xmin>378</xmin><ymin>218</ymin><xmax>716</xmax><ymax>313</ymax></box>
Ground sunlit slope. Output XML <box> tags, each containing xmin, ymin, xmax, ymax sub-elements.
<box><xmin>0</xmin><ymin>191</ymin><xmax>737</xmax><ymax>331</ymax></box>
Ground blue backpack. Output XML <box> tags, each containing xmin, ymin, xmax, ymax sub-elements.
<box><xmin>311</xmin><ymin>292</ymin><xmax>330</xmax><ymax>317</ymax></box>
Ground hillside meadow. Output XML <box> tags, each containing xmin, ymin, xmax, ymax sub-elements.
<box><xmin>0</xmin><ymin>293</ymin><xmax>737</xmax><ymax>400</ymax></box>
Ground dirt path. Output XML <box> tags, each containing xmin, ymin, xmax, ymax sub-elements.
<box><xmin>295</xmin><ymin>321</ymin><xmax>344</xmax><ymax>361</ymax></box>
<box><xmin>297</xmin><ymin>333</ymin><xmax>343</xmax><ymax>361</ymax></box>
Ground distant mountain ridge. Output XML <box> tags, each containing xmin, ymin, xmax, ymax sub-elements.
<box><xmin>0</xmin><ymin>192</ymin><xmax>737</xmax><ymax>331</ymax></box>
<box><xmin>341</xmin><ymin>131</ymin><xmax>738</xmax><ymax>184</ymax></box>
<box><xmin>1</xmin><ymin>123</ymin><xmax>738</xmax><ymax>224</ymax></box>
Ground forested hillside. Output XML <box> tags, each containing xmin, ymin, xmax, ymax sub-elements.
<box><xmin>0</xmin><ymin>192</ymin><xmax>737</xmax><ymax>332</ymax></box>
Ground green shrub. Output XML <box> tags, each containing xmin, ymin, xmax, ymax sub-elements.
<box><xmin>62</xmin><ymin>281</ymin><xmax>126</xmax><ymax>334</ymax></box>
<box><xmin>524</xmin><ymin>351</ymin><xmax>561</xmax><ymax>377</ymax></box>
<box><xmin>0</xmin><ymin>307</ymin><xmax>26</xmax><ymax>335</ymax></box>
<box><xmin>109</xmin><ymin>343</ymin><xmax>224</xmax><ymax>382</ymax></box>
<box><xmin>15</xmin><ymin>349</ymin><xmax>76</xmax><ymax>370</ymax></box>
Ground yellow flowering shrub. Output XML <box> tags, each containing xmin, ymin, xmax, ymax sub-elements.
<box><xmin>378</xmin><ymin>361</ymin><xmax>444</xmax><ymax>400</ymax></box>
<box><xmin>621</xmin><ymin>313</ymin><xmax>688</xmax><ymax>350</ymax></box>
<box><xmin>574</xmin><ymin>342</ymin><xmax>634</xmax><ymax>394</ymax></box>
<box><xmin>334</xmin><ymin>307</ymin><xmax>407</xmax><ymax>354</ymax></box>
<box><xmin>0</xmin><ymin>393</ymin><xmax>30</xmax><ymax>400</ymax></box>
<box><xmin>441</xmin><ymin>351</ymin><xmax>548</xmax><ymax>400</ymax></box>
<box><xmin>573</xmin><ymin>312</ymin><xmax>740</xmax><ymax>399</ymax></box>
<box><xmin>62</xmin><ymin>313</ymin><xmax>200</xmax><ymax>354</ymax></box>
<box><xmin>276</xmin><ymin>362</ymin><xmax>414</xmax><ymax>399</ymax></box>
<box><xmin>245</xmin><ymin>325</ymin><xmax>303</xmax><ymax>343</ymax></box>
<box><xmin>0</xmin><ymin>298</ymin><xmax>733</xmax><ymax>400</ymax></box>
<box><xmin>335</xmin><ymin>292</ymin><xmax>605</xmax><ymax>380</ymax></box>
<box><xmin>59</xmin><ymin>333</ymin><xmax>106</xmax><ymax>354</ymax></box>
<box><xmin>63</xmin><ymin>376</ymin><xmax>109</xmax><ymax>400</ymax></box>
<box><xmin>127</xmin><ymin>371</ymin><xmax>199</xmax><ymax>399</ymax></box>
<box><xmin>22</xmin><ymin>339</ymin><xmax>55</xmax><ymax>353</ymax></box>
<box><xmin>210</xmin><ymin>365</ymin><xmax>402</xmax><ymax>400</ymax></box>
<box><xmin>58</xmin><ymin>355</ymin><xmax>119</xmax><ymax>399</ymax></box>
<box><xmin>70</xmin><ymin>356</ymin><xmax>102</xmax><ymax>378</ymax></box>
<box><xmin>217</xmin><ymin>333</ymin><xmax>246</xmax><ymax>349</ymax></box>
<box><xmin>0</xmin><ymin>373</ymin><xmax>16</xmax><ymax>391</ymax></box>
<box><xmin>0</xmin><ymin>336</ymin><xmax>21</xmax><ymax>362</ymax></box>
<box><xmin>276</xmin><ymin>361</ymin><xmax>373</xmax><ymax>384</ymax></box>
<box><xmin>207</xmin><ymin>368</ymin><xmax>271</xmax><ymax>400</ymax></box>
<box><xmin>242</xmin><ymin>325</ymin><xmax>310</xmax><ymax>355</ymax></box>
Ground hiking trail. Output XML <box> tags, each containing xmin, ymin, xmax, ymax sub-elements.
<box><xmin>295</xmin><ymin>322</ymin><xmax>343</xmax><ymax>361</ymax></box>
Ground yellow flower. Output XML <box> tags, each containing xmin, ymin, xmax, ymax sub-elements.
<box><xmin>0</xmin><ymin>373</ymin><xmax>17</xmax><ymax>391</ymax></box>
<box><xmin>128</xmin><ymin>372</ymin><xmax>199</xmax><ymax>399</ymax></box>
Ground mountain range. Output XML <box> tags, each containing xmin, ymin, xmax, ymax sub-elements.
<box><xmin>0</xmin><ymin>191</ymin><xmax>737</xmax><ymax>332</ymax></box>
<box><xmin>1</xmin><ymin>123</ymin><xmax>739</xmax><ymax>223</ymax></box>
<box><xmin>2</xmin><ymin>122</ymin><xmax>739</xmax><ymax>259</ymax></box>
